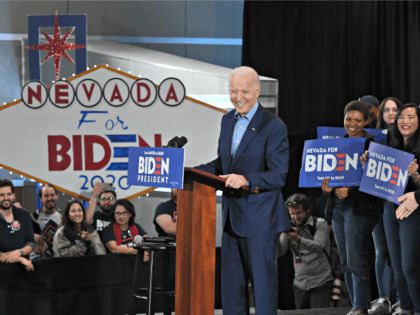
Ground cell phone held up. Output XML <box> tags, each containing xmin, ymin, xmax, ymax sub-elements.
<box><xmin>283</xmin><ymin>220</ymin><xmax>296</xmax><ymax>234</ymax></box>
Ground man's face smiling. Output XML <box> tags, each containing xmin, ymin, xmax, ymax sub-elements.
<box><xmin>0</xmin><ymin>186</ymin><xmax>14</xmax><ymax>211</ymax></box>
<box><xmin>229</xmin><ymin>73</ymin><xmax>260</xmax><ymax>117</ymax></box>
<box><xmin>288</xmin><ymin>205</ymin><xmax>310</xmax><ymax>226</ymax></box>
<box><xmin>41</xmin><ymin>186</ymin><xmax>58</xmax><ymax>213</ymax></box>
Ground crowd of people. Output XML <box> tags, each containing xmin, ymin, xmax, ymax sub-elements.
<box><xmin>281</xmin><ymin>96</ymin><xmax>419</xmax><ymax>315</ymax></box>
<box><xmin>0</xmin><ymin>181</ymin><xmax>161</xmax><ymax>271</ymax></box>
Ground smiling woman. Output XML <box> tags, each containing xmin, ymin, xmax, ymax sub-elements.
<box><xmin>383</xmin><ymin>103</ymin><xmax>420</xmax><ymax>314</ymax></box>
<box><xmin>53</xmin><ymin>200</ymin><xmax>106</xmax><ymax>257</ymax></box>
<box><xmin>101</xmin><ymin>199</ymin><xmax>149</xmax><ymax>262</ymax></box>
<box><xmin>322</xmin><ymin>100</ymin><xmax>382</xmax><ymax>315</ymax></box>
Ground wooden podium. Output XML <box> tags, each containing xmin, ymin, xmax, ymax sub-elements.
<box><xmin>175</xmin><ymin>167</ymin><xmax>253</xmax><ymax>315</ymax></box>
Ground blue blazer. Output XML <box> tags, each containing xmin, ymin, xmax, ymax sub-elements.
<box><xmin>198</xmin><ymin>104</ymin><xmax>291</xmax><ymax>238</ymax></box>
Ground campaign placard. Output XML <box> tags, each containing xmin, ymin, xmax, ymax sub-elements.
<box><xmin>317</xmin><ymin>127</ymin><xmax>388</xmax><ymax>145</ymax></box>
<box><xmin>359</xmin><ymin>142</ymin><xmax>414</xmax><ymax>204</ymax></box>
<box><xmin>127</xmin><ymin>147</ymin><xmax>185</xmax><ymax>189</ymax></box>
<box><xmin>30</xmin><ymin>219</ymin><xmax>58</xmax><ymax>261</ymax></box>
<box><xmin>299</xmin><ymin>138</ymin><xmax>366</xmax><ymax>188</ymax></box>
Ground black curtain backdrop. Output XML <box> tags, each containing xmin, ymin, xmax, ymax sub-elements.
<box><xmin>243</xmin><ymin>1</ymin><xmax>420</xmax><ymax>199</ymax></box>
<box><xmin>242</xmin><ymin>3</ymin><xmax>404</xmax><ymax>307</ymax></box>
<box><xmin>243</xmin><ymin>2</ymin><xmax>420</xmax><ymax>134</ymax></box>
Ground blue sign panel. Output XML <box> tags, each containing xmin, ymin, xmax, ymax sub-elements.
<box><xmin>317</xmin><ymin>127</ymin><xmax>388</xmax><ymax>145</ymax></box>
<box><xmin>127</xmin><ymin>147</ymin><xmax>185</xmax><ymax>189</ymax></box>
<box><xmin>299</xmin><ymin>138</ymin><xmax>366</xmax><ymax>188</ymax></box>
<box><xmin>359</xmin><ymin>142</ymin><xmax>414</xmax><ymax>204</ymax></box>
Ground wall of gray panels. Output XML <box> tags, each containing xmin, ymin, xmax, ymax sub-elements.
<box><xmin>0</xmin><ymin>1</ymin><xmax>243</xmax><ymax>103</ymax></box>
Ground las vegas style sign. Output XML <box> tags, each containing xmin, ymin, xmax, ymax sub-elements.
<box><xmin>0</xmin><ymin>65</ymin><xmax>226</xmax><ymax>200</ymax></box>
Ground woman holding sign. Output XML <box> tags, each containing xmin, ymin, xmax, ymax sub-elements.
<box><xmin>322</xmin><ymin>100</ymin><xmax>382</xmax><ymax>315</ymax></box>
<box><xmin>382</xmin><ymin>103</ymin><xmax>420</xmax><ymax>315</ymax></box>
<box><xmin>367</xmin><ymin>97</ymin><xmax>402</xmax><ymax>315</ymax></box>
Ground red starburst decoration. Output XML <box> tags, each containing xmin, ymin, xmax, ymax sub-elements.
<box><xmin>26</xmin><ymin>11</ymin><xmax>87</xmax><ymax>80</ymax></box>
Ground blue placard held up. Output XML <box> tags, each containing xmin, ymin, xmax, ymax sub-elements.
<box><xmin>317</xmin><ymin>127</ymin><xmax>388</xmax><ymax>145</ymax></box>
<box><xmin>299</xmin><ymin>138</ymin><xmax>366</xmax><ymax>188</ymax></box>
<box><xmin>127</xmin><ymin>147</ymin><xmax>185</xmax><ymax>189</ymax></box>
<box><xmin>359</xmin><ymin>142</ymin><xmax>414</xmax><ymax>204</ymax></box>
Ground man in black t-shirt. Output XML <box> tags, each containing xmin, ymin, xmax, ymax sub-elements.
<box><xmin>85</xmin><ymin>183</ymin><xmax>116</xmax><ymax>241</ymax></box>
<box><xmin>153</xmin><ymin>189</ymin><xmax>177</xmax><ymax>242</ymax></box>
<box><xmin>0</xmin><ymin>179</ymin><xmax>35</xmax><ymax>271</ymax></box>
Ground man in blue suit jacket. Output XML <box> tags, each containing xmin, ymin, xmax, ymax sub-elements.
<box><xmin>197</xmin><ymin>66</ymin><xmax>290</xmax><ymax>315</ymax></box>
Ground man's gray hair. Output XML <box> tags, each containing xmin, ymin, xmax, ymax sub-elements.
<box><xmin>229</xmin><ymin>66</ymin><xmax>260</xmax><ymax>89</ymax></box>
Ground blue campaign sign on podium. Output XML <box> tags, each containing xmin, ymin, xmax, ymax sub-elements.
<box><xmin>359</xmin><ymin>142</ymin><xmax>414</xmax><ymax>204</ymax></box>
<box><xmin>298</xmin><ymin>138</ymin><xmax>366</xmax><ymax>188</ymax></box>
<box><xmin>317</xmin><ymin>127</ymin><xmax>387</xmax><ymax>145</ymax></box>
<box><xmin>127</xmin><ymin>147</ymin><xmax>185</xmax><ymax>189</ymax></box>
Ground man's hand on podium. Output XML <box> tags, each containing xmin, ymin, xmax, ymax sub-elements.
<box><xmin>220</xmin><ymin>174</ymin><xmax>248</xmax><ymax>189</ymax></box>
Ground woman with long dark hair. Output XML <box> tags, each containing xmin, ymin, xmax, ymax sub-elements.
<box><xmin>322</xmin><ymin>101</ymin><xmax>382</xmax><ymax>315</ymax></box>
<box><xmin>102</xmin><ymin>199</ymin><xmax>149</xmax><ymax>261</ymax></box>
<box><xmin>381</xmin><ymin>103</ymin><xmax>420</xmax><ymax>315</ymax></box>
<box><xmin>368</xmin><ymin>97</ymin><xmax>402</xmax><ymax>315</ymax></box>
<box><xmin>376</xmin><ymin>97</ymin><xmax>403</xmax><ymax>130</ymax></box>
<box><xmin>53</xmin><ymin>200</ymin><xmax>105</xmax><ymax>257</ymax></box>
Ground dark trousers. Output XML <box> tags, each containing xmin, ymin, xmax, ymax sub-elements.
<box><xmin>372</xmin><ymin>215</ymin><xmax>397</xmax><ymax>303</ymax></box>
<box><xmin>332</xmin><ymin>206</ymin><xmax>378</xmax><ymax>309</ymax></box>
<box><xmin>221</xmin><ymin>219</ymin><xmax>279</xmax><ymax>315</ymax></box>
<box><xmin>293</xmin><ymin>280</ymin><xmax>332</xmax><ymax>309</ymax></box>
<box><xmin>383</xmin><ymin>202</ymin><xmax>420</xmax><ymax>313</ymax></box>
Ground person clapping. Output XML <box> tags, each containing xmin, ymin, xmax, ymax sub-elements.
<box><xmin>53</xmin><ymin>200</ymin><xmax>105</xmax><ymax>257</ymax></box>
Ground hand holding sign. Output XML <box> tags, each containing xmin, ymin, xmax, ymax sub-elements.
<box><xmin>408</xmin><ymin>159</ymin><xmax>419</xmax><ymax>177</ymax></box>
<box><xmin>335</xmin><ymin>187</ymin><xmax>348</xmax><ymax>199</ymax></box>
<box><xmin>396</xmin><ymin>192</ymin><xmax>419</xmax><ymax>219</ymax></box>
<box><xmin>321</xmin><ymin>178</ymin><xmax>333</xmax><ymax>194</ymax></box>
<box><xmin>360</xmin><ymin>150</ymin><xmax>369</xmax><ymax>167</ymax></box>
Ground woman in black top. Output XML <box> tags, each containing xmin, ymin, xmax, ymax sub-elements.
<box><xmin>382</xmin><ymin>104</ymin><xmax>420</xmax><ymax>315</ymax></box>
<box><xmin>322</xmin><ymin>100</ymin><xmax>382</xmax><ymax>315</ymax></box>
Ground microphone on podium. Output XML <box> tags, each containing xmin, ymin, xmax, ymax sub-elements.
<box><xmin>174</xmin><ymin>136</ymin><xmax>188</xmax><ymax>148</ymax></box>
<box><xmin>165</xmin><ymin>136</ymin><xmax>180</xmax><ymax>148</ymax></box>
<box><xmin>134</xmin><ymin>235</ymin><xmax>143</xmax><ymax>245</ymax></box>
<box><xmin>164</xmin><ymin>136</ymin><xmax>188</xmax><ymax>148</ymax></box>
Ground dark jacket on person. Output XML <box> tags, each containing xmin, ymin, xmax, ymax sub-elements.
<box><xmin>324</xmin><ymin>130</ymin><xmax>383</xmax><ymax>222</ymax></box>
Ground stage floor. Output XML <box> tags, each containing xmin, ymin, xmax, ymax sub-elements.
<box><xmin>276</xmin><ymin>307</ymin><xmax>352</xmax><ymax>314</ymax></box>
<box><xmin>139</xmin><ymin>307</ymin><xmax>353</xmax><ymax>315</ymax></box>
<box><xmin>216</xmin><ymin>307</ymin><xmax>352</xmax><ymax>315</ymax></box>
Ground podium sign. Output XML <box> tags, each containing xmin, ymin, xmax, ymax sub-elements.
<box><xmin>127</xmin><ymin>147</ymin><xmax>185</xmax><ymax>188</ymax></box>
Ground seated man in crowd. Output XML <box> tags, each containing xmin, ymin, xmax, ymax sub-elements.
<box><xmin>0</xmin><ymin>179</ymin><xmax>35</xmax><ymax>271</ymax></box>
<box><xmin>31</xmin><ymin>184</ymin><xmax>62</xmax><ymax>258</ymax></box>
<box><xmin>85</xmin><ymin>182</ymin><xmax>116</xmax><ymax>241</ymax></box>
<box><xmin>278</xmin><ymin>193</ymin><xmax>334</xmax><ymax>310</ymax></box>
<box><xmin>153</xmin><ymin>188</ymin><xmax>177</xmax><ymax>241</ymax></box>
